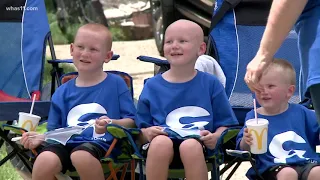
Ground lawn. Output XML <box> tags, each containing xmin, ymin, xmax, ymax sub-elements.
<box><xmin>0</xmin><ymin>138</ymin><xmax>23</xmax><ymax>180</ymax></box>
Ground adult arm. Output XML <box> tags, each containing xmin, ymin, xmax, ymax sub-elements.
<box><xmin>245</xmin><ymin>0</ymin><xmax>308</xmax><ymax>92</ymax></box>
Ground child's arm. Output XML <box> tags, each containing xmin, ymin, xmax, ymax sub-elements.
<box><xmin>135</xmin><ymin>84</ymin><xmax>154</xmax><ymax>128</ymax></box>
<box><xmin>210</xmin><ymin>82</ymin><xmax>239</xmax><ymax>131</ymax></box>
<box><xmin>95</xmin><ymin>116</ymin><xmax>135</xmax><ymax>134</ymax></box>
<box><xmin>115</xmin><ymin>78</ymin><xmax>137</xmax><ymax>128</ymax></box>
<box><xmin>46</xmin><ymin>93</ymin><xmax>64</xmax><ymax>131</ymax></box>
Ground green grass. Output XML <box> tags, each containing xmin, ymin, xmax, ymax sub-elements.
<box><xmin>0</xmin><ymin>141</ymin><xmax>23</xmax><ymax>180</ymax></box>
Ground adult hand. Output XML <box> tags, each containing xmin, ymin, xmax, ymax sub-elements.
<box><xmin>20</xmin><ymin>132</ymin><xmax>43</xmax><ymax>149</ymax></box>
<box><xmin>199</xmin><ymin>130</ymin><xmax>219</xmax><ymax>150</ymax></box>
<box><xmin>141</xmin><ymin>126</ymin><xmax>167</xmax><ymax>142</ymax></box>
<box><xmin>244</xmin><ymin>55</ymin><xmax>273</xmax><ymax>92</ymax></box>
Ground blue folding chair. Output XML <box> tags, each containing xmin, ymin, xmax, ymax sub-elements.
<box><xmin>208</xmin><ymin>0</ymin><xmax>302</xmax><ymax>179</ymax></box>
<box><xmin>0</xmin><ymin>0</ymin><xmax>58</xmax><ymax>175</ymax></box>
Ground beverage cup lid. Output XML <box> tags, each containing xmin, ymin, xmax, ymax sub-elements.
<box><xmin>245</xmin><ymin>118</ymin><xmax>269</xmax><ymax>126</ymax></box>
<box><xmin>19</xmin><ymin>112</ymin><xmax>41</xmax><ymax>119</ymax></box>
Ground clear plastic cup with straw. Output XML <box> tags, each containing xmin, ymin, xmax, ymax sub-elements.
<box><xmin>245</xmin><ymin>99</ymin><xmax>269</xmax><ymax>154</ymax></box>
<box><xmin>17</xmin><ymin>94</ymin><xmax>41</xmax><ymax>131</ymax></box>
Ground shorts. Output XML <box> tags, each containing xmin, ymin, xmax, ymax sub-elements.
<box><xmin>261</xmin><ymin>163</ymin><xmax>320</xmax><ymax>180</ymax></box>
<box><xmin>40</xmin><ymin>142</ymin><xmax>106</xmax><ymax>173</ymax></box>
<box><xmin>142</xmin><ymin>139</ymin><xmax>206</xmax><ymax>169</ymax></box>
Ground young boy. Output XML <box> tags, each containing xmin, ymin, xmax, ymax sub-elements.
<box><xmin>136</xmin><ymin>19</ymin><xmax>238</xmax><ymax>180</ymax></box>
<box><xmin>20</xmin><ymin>23</ymin><xmax>136</xmax><ymax>180</ymax></box>
<box><xmin>237</xmin><ymin>59</ymin><xmax>320</xmax><ymax>180</ymax></box>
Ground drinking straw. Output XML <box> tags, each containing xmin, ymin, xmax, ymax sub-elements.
<box><xmin>29</xmin><ymin>94</ymin><xmax>36</xmax><ymax>114</ymax></box>
<box><xmin>253</xmin><ymin>98</ymin><xmax>258</xmax><ymax>124</ymax></box>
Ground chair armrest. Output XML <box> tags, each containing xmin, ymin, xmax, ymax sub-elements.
<box><xmin>226</xmin><ymin>149</ymin><xmax>252</xmax><ymax>159</ymax></box>
<box><xmin>106</xmin><ymin>124</ymin><xmax>144</xmax><ymax>159</ymax></box>
<box><xmin>218</xmin><ymin>126</ymin><xmax>242</xmax><ymax>145</ymax></box>
<box><xmin>137</xmin><ymin>56</ymin><xmax>169</xmax><ymax>66</ymax></box>
<box><xmin>2</xmin><ymin>124</ymin><xmax>28</xmax><ymax>135</ymax></box>
<box><xmin>206</xmin><ymin>126</ymin><xmax>241</xmax><ymax>160</ymax></box>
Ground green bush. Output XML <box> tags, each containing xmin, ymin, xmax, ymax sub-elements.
<box><xmin>45</xmin><ymin>0</ymin><xmax>129</xmax><ymax>44</ymax></box>
<box><xmin>110</xmin><ymin>26</ymin><xmax>128</xmax><ymax>41</ymax></box>
<box><xmin>50</xmin><ymin>21</ymin><xmax>69</xmax><ymax>45</ymax></box>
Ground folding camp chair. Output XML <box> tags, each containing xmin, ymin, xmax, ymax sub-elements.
<box><xmin>135</xmin><ymin>0</ymin><xmax>302</xmax><ymax>178</ymax></box>
<box><xmin>130</xmin><ymin>126</ymin><xmax>240</xmax><ymax>180</ymax></box>
<box><xmin>206</xmin><ymin>0</ymin><xmax>303</xmax><ymax>179</ymax></box>
<box><xmin>0</xmin><ymin>0</ymin><xmax>58</xmax><ymax>175</ymax></box>
<box><xmin>134</xmin><ymin>56</ymin><xmax>241</xmax><ymax>180</ymax></box>
<box><xmin>2</xmin><ymin>67</ymin><xmax>138</xmax><ymax>180</ymax></box>
<box><xmin>0</xmin><ymin>0</ymin><xmax>136</xmax><ymax>179</ymax></box>
<box><xmin>3</xmin><ymin>123</ymin><xmax>140</xmax><ymax>180</ymax></box>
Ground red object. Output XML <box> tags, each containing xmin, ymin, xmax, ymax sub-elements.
<box><xmin>0</xmin><ymin>90</ymin><xmax>41</xmax><ymax>102</ymax></box>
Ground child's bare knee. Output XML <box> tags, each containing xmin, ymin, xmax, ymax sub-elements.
<box><xmin>33</xmin><ymin>151</ymin><xmax>62</xmax><ymax>176</ymax></box>
<box><xmin>148</xmin><ymin>135</ymin><xmax>173</xmax><ymax>156</ymax></box>
<box><xmin>179</xmin><ymin>139</ymin><xmax>203</xmax><ymax>155</ymax></box>
<box><xmin>308</xmin><ymin>166</ymin><xmax>320</xmax><ymax>178</ymax></box>
<box><xmin>70</xmin><ymin>150</ymin><xmax>94</xmax><ymax>166</ymax></box>
<box><xmin>149</xmin><ymin>135</ymin><xmax>173</xmax><ymax>150</ymax></box>
<box><xmin>36</xmin><ymin>151</ymin><xmax>60</xmax><ymax>166</ymax></box>
<box><xmin>276</xmin><ymin>167</ymin><xmax>298</xmax><ymax>179</ymax></box>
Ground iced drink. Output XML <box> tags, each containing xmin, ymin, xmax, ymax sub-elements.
<box><xmin>246</xmin><ymin>118</ymin><xmax>269</xmax><ymax>154</ymax></box>
<box><xmin>18</xmin><ymin>112</ymin><xmax>41</xmax><ymax>131</ymax></box>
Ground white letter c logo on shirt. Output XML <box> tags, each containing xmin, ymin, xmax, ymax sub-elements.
<box><xmin>269</xmin><ymin>131</ymin><xmax>307</xmax><ymax>164</ymax></box>
<box><xmin>166</xmin><ymin>106</ymin><xmax>210</xmax><ymax>129</ymax></box>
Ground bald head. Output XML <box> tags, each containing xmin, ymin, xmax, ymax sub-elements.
<box><xmin>75</xmin><ymin>23</ymin><xmax>112</xmax><ymax>50</ymax></box>
<box><xmin>165</xmin><ymin>19</ymin><xmax>204</xmax><ymax>43</ymax></box>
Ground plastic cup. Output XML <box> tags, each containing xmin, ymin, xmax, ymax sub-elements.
<box><xmin>17</xmin><ymin>112</ymin><xmax>41</xmax><ymax>131</ymax></box>
<box><xmin>245</xmin><ymin>118</ymin><xmax>269</xmax><ymax>154</ymax></box>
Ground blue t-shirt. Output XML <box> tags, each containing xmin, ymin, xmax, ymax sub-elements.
<box><xmin>136</xmin><ymin>71</ymin><xmax>238</xmax><ymax>135</ymax></box>
<box><xmin>236</xmin><ymin>103</ymin><xmax>320</xmax><ymax>179</ymax></box>
<box><xmin>47</xmin><ymin>73</ymin><xmax>136</xmax><ymax>151</ymax></box>
<box><xmin>303</xmin><ymin>0</ymin><xmax>320</xmax><ymax>12</ymax></box>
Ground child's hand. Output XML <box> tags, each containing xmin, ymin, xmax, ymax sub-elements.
<box><xmin>95</xmin><ymin>116</ymin><xmax>112</xmax><ymax>134</ymax></box>
<box><xmin>20</xmin><ymin>132</ymin><xmax>43</xmax><ymax>149</ymax></box>
<box><xmin>199</xmin><ymin>130</ymin><xmax>219</xmax><ymax>150</ymax></box>
<box><xmin>243</xmin><ymin>128</ymin><xmax>253</xmax><ymax>146</ymax></box>
<box><xmin>141</xmin><ymin>126</ymin><xmax>167</xmax><ymax>142</ymax></box>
